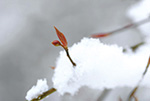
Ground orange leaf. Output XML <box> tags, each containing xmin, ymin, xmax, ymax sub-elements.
<box><xmin>52</xmin><ymin>40</ymin><xmax>62</xmax><ymax>46</ymax></box>
<box><xmin>54</xmin><ymin>26</ymin><xmax>68</xmax><ymax>47</ymax></box>
<box><xmin>91</xmin><ymin>33</ymin><xmax>110</xmax><ymax>38</ymax></box>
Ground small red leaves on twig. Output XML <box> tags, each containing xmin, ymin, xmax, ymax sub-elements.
<box><xmin>52</xmin><ymin>26</ymin><xmax>76</xmax><ymax>67</ymax></box>
<box><xmin>51</xmin><ymin>40</ymin><xmax>62</xmax><ymax>46</ymax></box>
<box><xmin>54</xmin><ymin>26</ymin><xmax>68</xmax><ymax>48</ymax></box>
<box><xmin>91</xmin><ymin>33</ymin><xmax>110</xmax><ymax>38</ymax></box>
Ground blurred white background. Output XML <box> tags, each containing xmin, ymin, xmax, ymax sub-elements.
<box><xmin>0</xmin><ymin>0</ymin><xmax>144</xmax><ymax>101</ymax></box>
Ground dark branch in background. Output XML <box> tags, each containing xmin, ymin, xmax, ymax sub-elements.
<box><xmin>91</xmin><ymin>17</ymin><xmax>150</xmax><ymax>38</ymax></box>
<box><xmin>31</xmin><ymin>88</ymin><xmax>56</xmax><ymax>101</ymax></box>
<box><xmin>128</xmin><ymin>56</ymin><xmax>150</xmax><ymax>101</ymax></box>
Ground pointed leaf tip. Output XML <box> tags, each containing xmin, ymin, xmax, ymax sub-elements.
<box><xmin>52</xmin><ymin>40</ymin><xmax>62</xmax><ymax>46</ymax></box>
<box><xmin>54</xmin><ymin>26</ymin><xmax>68</xmax><ymax>47</ymax></box>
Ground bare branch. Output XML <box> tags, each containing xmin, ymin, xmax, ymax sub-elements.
<box><xmin>128</xmin><ymin>56</ymin><xmax>150</xmax><ymax>101</ymax></box>
<box><xmin>31</xmin><ymin>88</ymin><xmax>56</xmax><ymax>101</ymax></box>
<box><xmin>91</xmin><ymin>17</ymin><xmax>150</xmax><ymax>38</ymax></box>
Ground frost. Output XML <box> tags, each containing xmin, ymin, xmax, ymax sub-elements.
<box><xmin>52</xmin><ymin>38</ymin><xmax>150</xmax><ymax>95</ymax></box>
<box><xmin>25</xmin><ymin>79</ymin><xmax>49</xmax><ymax>101</ymax></box>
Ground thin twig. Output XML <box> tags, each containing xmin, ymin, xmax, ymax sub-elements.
<box><xmin>65</xmin><ymin>48</ymin><xmax>76</xmax><ymax>67</ymax></box>
<box><xmin>31</xmin><ymin>88</ymin><xmax>56</xmax><ymax>101</ymax></box>
<box><xmin>92</xmin><ymin>17</ymin><xmax>150</xmax><ymax>38</ymax></box>
<box><xmin>133</xmin><ymin>95</ymin><xmax>138</xmax><ymax>101</ymax></box>
<box><xmin>130</xmin><ymin>42</ymin><xmax>145</xmax><ymax>51</ymax></box>
<box><xmin>110</xmin><ymin>17</ymin><xmax>150</xmax><ymax>34</ymax></box>
<box><xmin>123</xmin><ymin>42</ymin><xmax>145</xmax><ymax>52</ymax></box>
<box><xmin>128</xmin><ymin>56</ymin><xmax>150</xmax><ymax>101</ymax></box>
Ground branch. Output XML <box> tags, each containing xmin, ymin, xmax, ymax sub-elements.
<box><xmin>91</xmin><ymin>17</ymin><xmax>150</xmax><ymax>38</ymax></box>
<box><xmin>31</xmin><ymin>88</ymin><xmax>56</xmax><ymax>101</ymax></box>
<box><xmin>128</xmin><ymin>56</ymin><xmax>150</xmax><ymax>101</ymax></box>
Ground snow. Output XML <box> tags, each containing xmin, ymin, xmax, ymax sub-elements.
<box><xmin>127</xmin><ymin>0</ymin><xmax>150</xmax><ymax>37</ymax></box>
<box><xmin>52</xmin><ymin>38</ymin><xmax>150</xmax><ymax>95</ymax></box>
<box><xmin>51</xmin><ymin>0</ymin><xmax>150</xmax><ymax>96</ymax></box>
<box><xmin>26</xmin><ymin>0</ymin><xmax>150</xmax><ymax>98</ymax></box>
<box><xmin>127</xmin><ymin>0</ymin><xmax>150</xmax><ymax>22</ymax></box>
<box><xmin>25</xmin><ymin>79</ymin><xmax>49</xmax><ymax>101</ymax></box>
<box><xmin>127</xmin><ymin>0</ymin><xmax>150</xmax><ymax>88</ymax></box>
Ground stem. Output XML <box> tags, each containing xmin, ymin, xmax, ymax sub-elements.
<box><xmin>92</xmin><ymin>17</ymin><xmax>150</xmax><ymax>38</ymax></box>
<box><xmin>65</xmin><ymin>48</ymin><xmax>76</xmax><ymax>67</ymax></box>
<box><xmin>128</xmin><ymin>57</ymin><xmax>150</xmax><ymax>101</ymax></box>
<box><xmin>131</xmin><ymin>42</ymin><xmax>145</xmax><ymax>51</ymax></box>
<box><xmin>110</xmin><ymin>17</ymin><xmax>150</xmax><ymax>35</ymax></box>
<box><xmin>31</xmin><ymin>88</ymin><xmax>56</xmax><ymax>101</ymax></box>
<box><xmin>123</xmin><ymin>42</ymin><xmax>145</xmax><ymax>52</ymax></box>
<box><xmin>128</xmin><ymin>87</ymin><xmax>138</xmax><ymax>101</ymax></box>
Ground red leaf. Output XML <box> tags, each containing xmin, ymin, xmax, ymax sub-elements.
<box><xmin>52</xmin><ymin>40</ymin><xmax>62</xmax><ymax>46</ymax></box>
<box><xmin>91</xmin><ymin>33</ymin><xmax>110</xmax><ymax>38</ymax></box>
<box><xmin>54</xmin><ymin>26</ymin><xmax>68</xmax><ymax>47</ymax></box>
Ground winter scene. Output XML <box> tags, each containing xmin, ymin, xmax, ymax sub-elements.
<box><xmin>0</xmin><ymin>0</ymin><xmax>150</xmax><ymax>101</ymax></box>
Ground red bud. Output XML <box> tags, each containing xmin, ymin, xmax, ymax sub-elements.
<box><xmin>54</xmin><ymin>26</ymin><xmax>68</xmax><ymax>47</ymax></box>
<box><xmin>52</xmin><ymin>40</ymin><xmax>62</xmax><ymax>46</ymax></box>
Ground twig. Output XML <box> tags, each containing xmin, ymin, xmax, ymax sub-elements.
<box><xmin>128</xmin><ymin>56</ymin><xmax>150</xmax><ymax>101</ymax></box>
<box><xmin>130</xmin><ymin>42</ymin><xmax>145</xmax><ymax>51</ymax></box>
<box><xmin>123</xmin><ymin>42</ymin><xmax>145</xmax><ymax>52</ymax></box>
<box><xmin>31</xmin><ymin>88</ymin><xmax>56</xmax><ymax>101</ymax></box>
<box><xmin>133</xmin><ymin>95</ymin><xmax>138</xmax><ymax>101</ymax></box>
<box><xmin>65</xmin><ymin>48</ymin><xmax>76</xmax><ymax>67</ymax></box>
<box><xmin>91</xmin><ymin>17</ymin><xmax>150</xmax><ymax>38</ymax></box>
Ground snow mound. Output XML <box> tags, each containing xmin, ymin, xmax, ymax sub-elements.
<box><xmin>52</xmin><ymin>38</ymin><xmax>150</xmax><ymax>95</ymax></box>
